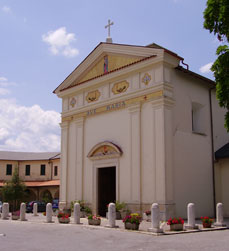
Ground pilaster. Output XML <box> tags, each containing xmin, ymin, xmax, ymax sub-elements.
<box><xmin>151</xmin><ymin>97</ymin><xmax>175</xmax><ymax>220</ymax></box>
<box><xmin>60</xmin><ymin>121</ymin><xmax>69</xmax><ymax>203</ymax></box>
<box><xmin>74</xmin><ymin>117</ymin><xmax>84</xmax><ymax>200</ymax></box>
<box><xmin>129</xmin><ymin>103</ymin><xmax>141</xmax><ymax>206</ymax></box>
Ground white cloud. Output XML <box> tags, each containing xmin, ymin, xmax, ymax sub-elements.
<box><xmin>2</xmin><ymin>6</ymin><xmax>11</xmax><ymax>13</ymax></box>
<box><xmin>199</xmin><ymin>62</ymin><xmax>213</xmax><ymax>74</ymax></box>
<box><xmin>0</xmin><ymin>99</ymin><xmax>61</xmax><ymax>152</ymax></box>
<box><xmin>0</xmin><ymin>88</ymin><xmax>10</xmax><ymax>95</ymax></box>
<box><xmin>0</xmin><ymin>76</ymin><xmax>16</xmax><ymax>87</ymax></box>
<box><xmin>42</xmin><ymin>27</ymin><xmax>79</xmax><ymax>57</ymax></box>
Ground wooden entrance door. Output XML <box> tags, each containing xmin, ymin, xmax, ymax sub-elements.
<box><xmin>98</xmin><ymin>166</ymin><xmax>116</xmax><ymax>216</ymax></box>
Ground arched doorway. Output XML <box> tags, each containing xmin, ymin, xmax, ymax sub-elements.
<box><xmin>24</xmin><ymin>189</ymin><xmax>36</xmax><ymax>202</ymax></box>
<box><xmin>40</xmin><ymin>190</ymin><xmax>53</xmax><ymax>203</ymax></box>
<box><xmin>88</xmin><ymin>141</ymin><xmax>122</xmax><ymax>216</ymax></box>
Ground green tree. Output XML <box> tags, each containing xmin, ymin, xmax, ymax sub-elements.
<box><xmin>1</xmin><ymin>168</ymin><xmax>26</xmax><ymax>212</ymax></box>
<box><xmin>203</xmin><ymin>0</ymin><xmax>229</xmax><ymax>131</ymax></box>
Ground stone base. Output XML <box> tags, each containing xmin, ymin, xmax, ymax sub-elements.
<box><xmin>185</xmin><ymin>224</ymin><xmax>199</xmax><ymax>230</ymax></box>
<box><xmin>148</xmin><ymin>227</ymin><xmax>163</xmax><ymax>233</ymax></box>
<box><xmin>105</xmin><ymin>225</ymin><xmax>119</xmax><ymax>228</ymax></box>
<box><xmin>214</xmin><ymin>222</ymin><xmax>227</xmax><ymax>227</ymax></box>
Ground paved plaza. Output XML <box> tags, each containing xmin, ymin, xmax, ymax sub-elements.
<box><xmin>0</xmin><ymin>214</ymin><xmax>229</xmax><ymax>251</ymax></box>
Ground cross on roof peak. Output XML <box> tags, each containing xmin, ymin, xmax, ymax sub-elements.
<box><xmin>105</xmin><ymin>19</ymin><xmax>114</xmax><ymax>43</ymax></box>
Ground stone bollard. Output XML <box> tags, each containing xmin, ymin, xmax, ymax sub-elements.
<box><xmin>33</xmin><ymin>203</ymin><xmax>38</xmax><ymax>216</ymax></box>
<box><xmin>46</xmin><ymin>203</ymin><xmax>53</xmax><ymax>223</ymax></box>
<box><xmin>148</xmin><ymin>203</ymin><xmax>163</xmax><ymax>233</ymax></box>
<box><xmin>2</xmin><ymin>203</ymin><xmax>9</xmax><ymax>220</ymax></box>
<box><xmin>106</xmin><ymin>203</ymin><xmax>118</xmax><ymax>228</ymax></box>
<box><xmin>185</xmin><ymin>203</ymin><xmax>198</xmax><ymax>229</ymax></box>
<box><xmin>214</xmin><ymin>203</ymin><xmax>226</xmax><ymax>227</ymax></box>
<box><xmin>6</xmin><ymin>203</ymin><xmax>9</xmax><ymax>217</ymax></box>
<box><xmin>20</xmin><ymin>203</ymin><xmax>27</xmax><ymax>221</ymax></box>
<box><xmin>74</xmin><ymin>203</ymin><xmax>80</xmax><ymax>224</ymax></box>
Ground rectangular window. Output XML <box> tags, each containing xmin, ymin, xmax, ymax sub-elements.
<box><xmin>54</xmin><ymin>166</ymin><xmax>58</xmax><ymax>176</ymax></box>
<box><xmin>192</xmin><ymin>102</ymin><xmax>205</xmax><ymax>134</ymax></box>
<box><xmin>25</xmin><ymin>165</ymin><xmax>30</xmax><ymax>176</ymax></box>
<box><xmin>40</xmin><ymin>164</ymin><xmax>46</xmax><ymax>176</ymax></box>
<box><xmin>6</xmin><ymin>164</ymin><xmax>12</xmax><ymax>175</ymax></box>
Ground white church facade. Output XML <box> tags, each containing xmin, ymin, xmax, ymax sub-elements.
<box><xmin>54</xmin><ymin>42</ymin><xmax>229</xmax><ymax>219</ymax></box>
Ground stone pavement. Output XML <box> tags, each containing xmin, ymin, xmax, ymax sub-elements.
<box><xmin>1</xmin><ymin>215</ymin><xmax>229</xmax><ymax>251</ymax></box>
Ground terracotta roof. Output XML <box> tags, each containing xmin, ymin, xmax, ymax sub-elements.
<box><xmin>0</xmin><ymin>180</ymin><xmax>60</xmax><ymax>187</ymax></box>
<box><xmin>175</xmin><ymin>66</ymin><xmax>215</xmax><ymax>87</ymax></box>
<box><xmin>0</xmin><ymin>151</ymin><xmax>60</xmax><ymax>161</ymax></box>
<box><xmin>60</xmin><ymin>55</ymin><xmax>157</xmax><ymax>92</ymax></box>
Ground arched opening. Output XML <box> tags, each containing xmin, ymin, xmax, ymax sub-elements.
<box><xmin>54</xmin><ymin>189</ymin><xmax>59</xmax><ymax>199</ymax></box>
<box><xmin>88</xmin><ymin>141</ymin><xmax>122</xmax><ymax>216</ymax></box>
<box><xmin>24</xmin><ymin>189</ymin><xmax>36</xmax><ymax>202</ymax></box>
<box><xmin>40</xmin><ymin>190</ymin><xmax>53</xmax><ymax>203</ymax></box>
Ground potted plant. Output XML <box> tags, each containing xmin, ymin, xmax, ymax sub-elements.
<box><xmin>87</xmin><ymin>215</ymin><xmax>101</xmax><ymax>225</ymax></box>
<box><xmin>123</xmin><ymin>213</ymin><xmax>142</xmax><ymax>230</ymax></box>
<box><xmin>57</xmin><ymin>211</ymin><xmax>70</xmax><ymax>224</ymax></box>
<box><xmin>201</xmin><ymin>216</ymin><xmax>213</xmax><ymax>228</ymax></box>
<box><xmin>115</xmin><ymin>201</ymin><xmax>126</xmax><ymax>219</ymax></box>
<box><xmin>167</xmin><ymin>217</ymin><xmax>184</xmax><ymax>231</ymax></box>
<box><xmin>11</xmin><ymin>210</ymin><xmax>20</xmax><ymax>220</ymax></box>
<box><xmin>144</xmin><ymin>210</ymin><xmax>151</xmax><ymax>222</ymax></box>
<box><xmin>71</xmin><ymin>200</ymin><xmax>92</xmax><ymax>218</ymax></box>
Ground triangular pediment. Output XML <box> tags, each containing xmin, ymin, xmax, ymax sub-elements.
<box><xmin>78</xmin><ymin>54</ymin><xmax>142</xmax><ymax>84</ymax></box>
<box><xmin>54</xmin><ymin>42</ymin><xmax>168</xmax><ymax>94</ymax></box>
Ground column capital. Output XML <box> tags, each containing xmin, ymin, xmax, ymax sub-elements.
<box><xmin>73</xmin><ymin>116</ymin><xmax>84</xmax><ymax>126</ymax></box>
<box><xmin>150</xmin><ymin>97</ymin><xmax>174</xmax><ymax>109</ymax></box>
<box><xmin>128</xmin><ymin>102</ymin><xmax>141</xmax><ymax>113</ymax></box>
<box><xmin>60</xmin><ymin>121</ymin><xmax>69</xmax><ymax>129</ymax></box>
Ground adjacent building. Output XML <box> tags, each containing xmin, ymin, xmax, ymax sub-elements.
<box><xmin>0</xmin><ymin>151</ymin><xmax>60</xmax><ymax>202</ymax></box>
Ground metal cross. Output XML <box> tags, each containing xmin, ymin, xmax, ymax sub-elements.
<box><xmin>105</xmin><ymin>19</ymin><xmax>114</xmax><ymax>37</ymax></box>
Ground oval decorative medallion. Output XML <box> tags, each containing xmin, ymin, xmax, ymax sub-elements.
<box><xmin>142</xmin><ymin>73</ymin><xmax>151</xmax><ymax>85</ymax></box>
<box><xmin>112</xmin><ymin>80</ymin><xmax>129</xmax><ymax>95</ymax></box>
<box><xmin>70</xmin><ymin>97</ymin><xmax>76</xmax><ymax>108</ymax></box>
<box><xmin>86</xmin><ymin>90</ymin><xmax>101</xmax><ymax>103</ymax></box>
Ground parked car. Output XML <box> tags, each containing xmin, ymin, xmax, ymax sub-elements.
<box><xmin>0</xmin><ymin>201</ymin><xmax>2</xmax><ymax>213</ymax></box>
<box><xmin>52</xmin><ymin>199</ymin><xmax>59</xmax><ymax>210</ymax></box>
<box><xmin>26</xmin><ymin>201</ymin><xmax>46</xmax><ymax>213</ymax></box>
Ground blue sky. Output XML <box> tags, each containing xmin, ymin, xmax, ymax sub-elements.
<box><xmin>0</xmin><ymin>0</ymin><xmax>219</xmax><ymax>151</ymax></box>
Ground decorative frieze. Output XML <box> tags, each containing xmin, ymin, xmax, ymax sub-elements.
<box><xmin>86</xmin><ymin>90</ymin><xmax>101</xmax><ymax>103</ymax></box>
<box><xmin>70</xmin><ymin>97</ymin><xmax>76</xmax><ymax>108</ymax></box>
<box><xmin>112</xmin><ymin>80</ymin><xmax>129</xmax><ymax>94</ymax></box>
<box><xmin>142</xmin><ymin>73</ymin><xmax>151</xmax><ymax>85</ymax></box>
<box><xmin>62</xmin><ymin>90</ymin><xmax>163</xmax><ymax>122</ymax></box>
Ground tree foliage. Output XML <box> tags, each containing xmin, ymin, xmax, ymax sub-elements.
<box><xmin>203</xmin><ymin>0</ymin><xmax>229</xmax><ymax>131</ymax></box>
<box><xmin>1</xmin><ymin>168</ymin><xmax>26</xmax><ymax>211</ymax></box>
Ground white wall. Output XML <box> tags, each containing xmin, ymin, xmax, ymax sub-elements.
<box><xmin>172</xmin><ymin>70</ymin><xmax>214</xmax><ymax>218</ymax></box>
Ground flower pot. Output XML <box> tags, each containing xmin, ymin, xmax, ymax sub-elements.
<box><xmin>170</xmin><ymin>224</ymin><xmax>183</xmax><ymax>231</ymax></box>
<box><xmin>202</xmin><ymin>222</ymin><xmax>212</xmax><ymax>228</ymax></box>
<box><xmin>58</xmin><ymin>217</ymin><xmax>70</xmax><ymax>224</ymax></box>
<box><xmin>124</xmin><ymin>222</ymin><xmax>140</xmax><ymax>230</ymax></box>
<box><xmin>88</xmin><ymin>219</ymin><xmax>101</xmax><ymax>226</ymax></box>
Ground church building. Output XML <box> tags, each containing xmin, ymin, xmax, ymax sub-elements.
<box><xmin>54</xmin><ymin>40</ymin><xmax>228</xmax><ymax>219</ymax></box>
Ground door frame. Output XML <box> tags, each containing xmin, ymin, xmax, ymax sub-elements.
<box><xmin>92</xmin><ymin>158</ymin><xmax>120</xmax><ymax>215</ymax></box>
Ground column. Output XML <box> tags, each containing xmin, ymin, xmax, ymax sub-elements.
<box><xmin>60</xmin><ymin>121</ymin><xmax>69</xmax><ymax>203</ymax></box>
<box><xmin>129</xmin><ymin>103</ymin><xmax>141</xmax><ymax>207</ymax></box>
<box><xmin>152</xmin><ymin>98</ymin><xmax>174</xmax><ymax>220</ymax></box>
<box><xmin>74</xmin><ymin>117</ymin><xmax>84</xmax><ymax>200</ymax></box>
